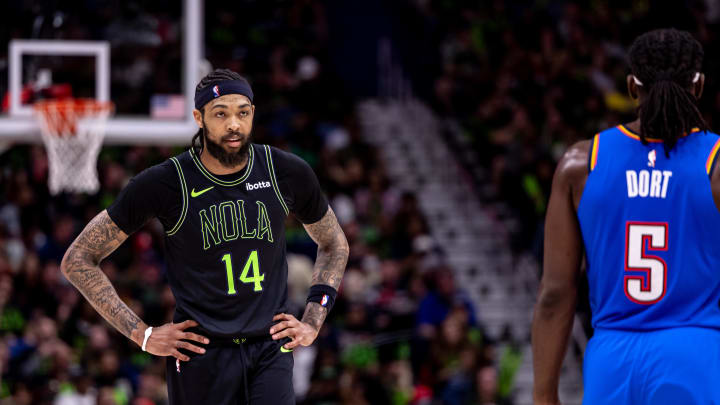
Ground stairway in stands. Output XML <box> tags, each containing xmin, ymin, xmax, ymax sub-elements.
<box><xmin>357</xmin><ymin>99</ymin><xmax>583</xmax><ymax>405</ymax></box>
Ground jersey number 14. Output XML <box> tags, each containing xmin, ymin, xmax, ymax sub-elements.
<box><xmin>624</xmin><ymin>222</ymin><xmax>667</xmax><ymax>304</ymax></box>
<box><xmin>221</xmin><ymin>251</ymin><xmax>265</xmax><ymax>294</ymax></box>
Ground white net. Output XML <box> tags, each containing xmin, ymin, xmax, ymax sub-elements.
<box><xmin>34</xmin><ymin>99</ymin><xmax>114</xmax><ymax>195</ymax></box>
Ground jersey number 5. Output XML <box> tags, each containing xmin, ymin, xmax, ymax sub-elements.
<box><xmin>221</xmin><ymin>251</ymin><xmax>265</xmax><ymax>294</ymax></box>
<box><xmin>624</xmin><ymin>222</ymin><xmax>667</xmax><ymax>305</ymax></box>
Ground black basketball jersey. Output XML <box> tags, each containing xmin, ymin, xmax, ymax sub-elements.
<box><xmin>165</xmin><ymin>144</ymin><xmax>294</xmax><ymax>337</ymax></box>
<box><xmin>107</xmin><ymin>143</ymin><xmax>328</xmax><ymax>337</ymax></box>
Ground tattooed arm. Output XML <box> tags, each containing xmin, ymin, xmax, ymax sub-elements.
<box><xmin>301</xmin><ymin>206</ymin><xmax>349</xmax><ymax>326</ymax></box>
<box><xmin>60</xmin><ymin>211</ymin><xmax>144</xmax><ymax>342</ymax></box>
<box><xmin>270</xmin><ymin>207</ymin><xmax>349</xmax><ymax>348</ymax></box>
<box><xmin>61</xmin><ymin>210</ymin><xmax>208</xmax><ymax>361</ymax></box>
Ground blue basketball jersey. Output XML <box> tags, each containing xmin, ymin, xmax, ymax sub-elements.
<box><xmin>577</xmin><ymin>125</ymin><xmax>720</xmax><ymax>331</ymax></box>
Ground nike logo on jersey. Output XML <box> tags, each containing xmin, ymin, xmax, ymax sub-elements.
<box><xmin>280</xmin><ymin>346</ymin><xmax>293</xmax><ymax>353</ymax></box>
<box><xmin>246</xmin><ymin>181</ymin><xmax>271</xmax><ymax>191</ymax></box>
<box><xmin>191</xmin><ymin>186</ymin><xmax>214</xmax><ymax>197</ymax></box>
<box><xmin>626</xmin><ymin>170</ymin><xmax>672</xmax><ymax>198</ymax></box>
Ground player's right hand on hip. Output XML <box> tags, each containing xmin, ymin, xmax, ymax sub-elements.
<box><xmin>144</xmin><ymin>320</ymin><xmax>210</xmax><ymax>361</ymax></box>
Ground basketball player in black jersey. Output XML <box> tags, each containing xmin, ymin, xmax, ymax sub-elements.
<box><xmin>60</xmin><ymin>69</ymin><xmax>349</xmax><ymax>404</ymax></box>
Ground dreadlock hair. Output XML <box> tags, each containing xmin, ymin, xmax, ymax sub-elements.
<box><xmin>191</xmin><ymin>68</ymin><xmax>250</xmax><ymax>154</ymax></box>
<box><xmin>628</xmin><ymin>28</ymin><xmax>708</xmax><ymax>156</ymax></box>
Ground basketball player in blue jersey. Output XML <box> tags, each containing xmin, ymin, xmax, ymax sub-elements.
<box><xmin>532</xmin><ymin>29</ymin><xmax>720</xmax><ymax>404</ymax></box>
<box><xmin>60</xmin><ymin>69</ymin><xmax>349</xmax><ymax>404</ymax></box>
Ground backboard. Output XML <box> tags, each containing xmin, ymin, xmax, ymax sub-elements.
<box><xmin>0</xmin><ymin>0</ymin><xmax>202</xmax><ymax>145</ymax></box>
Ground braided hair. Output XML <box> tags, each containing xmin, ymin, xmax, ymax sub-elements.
<box><xmin>191</xmin><ymin>69</ymin><xmax>249</xmax><ymax>154</ymax></box>
<box><xmin>628</xmin><ymin>28</ymin><xmax>708</xmax><ymax>155</ymax></box>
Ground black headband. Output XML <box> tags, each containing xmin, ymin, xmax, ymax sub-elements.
<box><xmin>194</xmin><ymin>80</ymin><xmax>254</xmax><ymax>110</ymax></box>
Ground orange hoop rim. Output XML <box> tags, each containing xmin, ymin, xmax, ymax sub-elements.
<box><xmin>33</xmin><ymin>98</ymin><xmax>115</xmax><ymax>114</ymax></box>
<box><xmin>33</xmin><ymin>98</ymin><xmax>115</xmax><ymax>137</ymax></box>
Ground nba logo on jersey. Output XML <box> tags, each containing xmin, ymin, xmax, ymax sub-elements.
<box><xmin>648</xmin><ymin>149</ymin><xmax>656</xmax><ymax>167</ymax></box>
<box><xmin>176</xmin><ymin>359</ymin><xmax>181</xmax><ymax>373</ymax></box>
<box><xmin>320</xmin><ymin>294</ymin><xmax>329</xmax><ymax>307</ymax></box>
<box><xmin>212</xmin><ymin>85</ymin><xmax>220</xmax><ymax>98</ymax></box>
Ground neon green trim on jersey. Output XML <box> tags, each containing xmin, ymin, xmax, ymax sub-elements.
<box><xmin>264</xmin><ymin>145</ymin><xmax>289</xmax><ymax>215</ymax></box>
<box><xmin>280</xmin><ymin>346</ymin><xmax>293</xmax><ymax>353</ymax></box>
<box><xmin>189</xmin><ymin>145</ymin><xmax>254</xmax><ymax>186</ymax></box>
<box><xmin>167</xmin><ymin>157</ymin><xmax>188</xmax><ymax>236</ymax></box>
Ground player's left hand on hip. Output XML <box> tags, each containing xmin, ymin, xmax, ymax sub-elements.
<box><xmin>270</xmin><ymin>313</ymin><xmax>318</xmax><ymax>349</ymax></box>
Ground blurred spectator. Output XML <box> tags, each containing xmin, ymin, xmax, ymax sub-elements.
<box><xmin>417</xmin><ymin>268</ymin><xmax>478</xmax><ymax>339</ymax></box>
<box><xmin>54</xmin><ymin>374</ymin><xmax>94</xmax><ymax>405</ymax></box>
<box><xmin>469</xmin><ymin>365</ymin><xmax>512</xmax><ymax>405</ymax></box>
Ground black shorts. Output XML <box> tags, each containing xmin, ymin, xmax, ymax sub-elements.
<box><xmin>166</xmin><ymin>335</ymin><xmax>294</xmax><ymax>405</ymax></box>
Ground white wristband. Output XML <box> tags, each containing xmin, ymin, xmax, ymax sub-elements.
<box><xmin>141</xmin><ymin>326</ymin><xmax>153</xmax><ymax>352</ymax></box>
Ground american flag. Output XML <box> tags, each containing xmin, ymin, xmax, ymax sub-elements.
<box><xmin>151</xmin><ymin>94</ymin><xmax>186</xmax><ymax>119</ymax></box>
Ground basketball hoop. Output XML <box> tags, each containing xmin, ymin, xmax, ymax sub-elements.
<box><xmin>33</xmin><ymin>98</ymin><xmax>114</xmax><ymax>195</ymax></box>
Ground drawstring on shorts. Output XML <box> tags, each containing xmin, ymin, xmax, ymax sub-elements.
<box><xmin>237</xmin><ymin>338</ymin><xmax>250</xmax><ymax>405</ymax></box>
